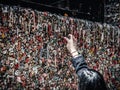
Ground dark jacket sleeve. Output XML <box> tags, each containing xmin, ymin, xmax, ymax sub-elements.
<box><xmin>72</xmin><ymin>55</ymin><xmax>88</xmax><ymax>74</ymax></box>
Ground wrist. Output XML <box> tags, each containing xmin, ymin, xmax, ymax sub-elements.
<box><xmin>71</xmin><ymin>51</ymin><xmax>78</xmax><ymax>58</ymax></box>
<box><xmin>71</xmin><ymin>50</ymin><xmax>77</xmax><ymax>54</ymax></box>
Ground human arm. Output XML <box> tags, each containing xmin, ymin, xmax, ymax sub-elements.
<box><xmin>64</xmin><ymin>34</ymin><xmax>88</xmax><ymax>73</ymax></box>
<box><xmin>64</xmin><ymin>34</ymin><xmax>107</xmax><ymax>90</ymax></box>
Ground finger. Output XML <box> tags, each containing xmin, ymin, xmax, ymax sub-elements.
<box><xmin>64</xmin><ymin>37</ymin><xmax>69</xmax><ymax>42</ymax></box>
<box><xmin>72</xmin><ymin>35</ymin><xmax>77</xmax><ymax>42</ymax></box>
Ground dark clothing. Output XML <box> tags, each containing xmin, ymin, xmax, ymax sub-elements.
<box><xmin>72</xmin><ymin>55</ymin><xmax>88</xmax><ymax>74</ymax></box>
<box><xmin>72</xmin><ymin>55</ymin><xmax>107</xmax><ymax>90</ymax></box>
